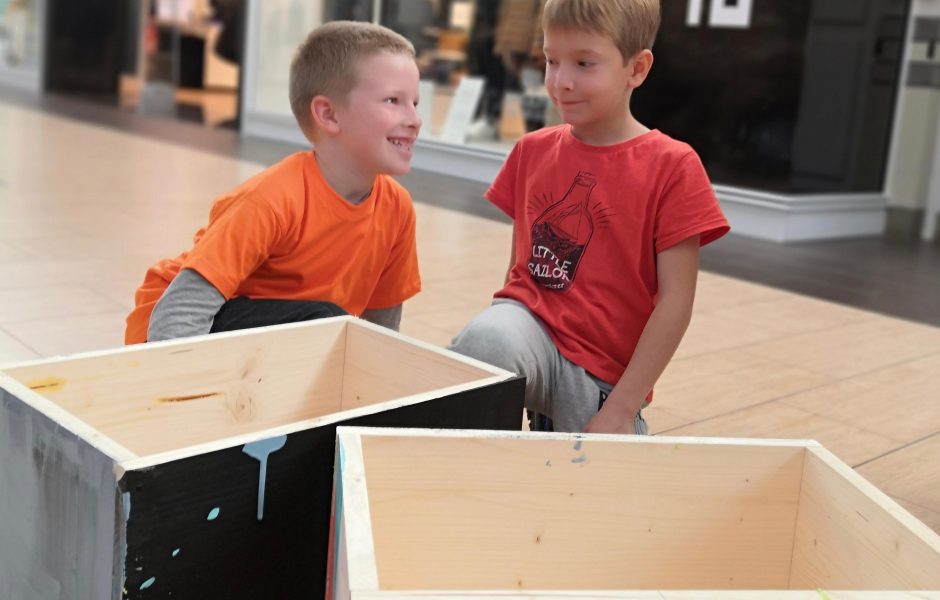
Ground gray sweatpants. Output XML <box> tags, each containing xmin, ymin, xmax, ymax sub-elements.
<box><xmin>448</xmin><ymin>299</ymin><xmax>648</xmax><ymax>434</ymax></box>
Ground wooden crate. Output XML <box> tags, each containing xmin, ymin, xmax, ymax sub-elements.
<box><xmin>330</xmin><ymin>428</ymin><xmax>940</xmax><ymax>599</ymax></box>
<box><xmin>0</xmin><ymin>317</ymin><xmax>524</xmax><ymax>600</ymax></box>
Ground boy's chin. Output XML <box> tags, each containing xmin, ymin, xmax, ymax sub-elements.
<box><xmin>383</xmin><ymin>161</ymin><xmax>412</xmax><ymax>176</ymax></box>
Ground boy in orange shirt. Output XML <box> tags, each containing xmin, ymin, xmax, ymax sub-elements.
<box><xmin>449</xmin><ymin>0</ymin><xmax>729</xmax><ymax>434</ymax></box>
<box><xmin>126</xmin><ymin>22</ymin><xmax>422</xmax><ymax>344</ymax></box>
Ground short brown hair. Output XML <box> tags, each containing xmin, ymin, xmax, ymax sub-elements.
<box><xmin>542</xmin><ymin>0</ymin><xmax>661</xmax><ymax>61</ymax></box>
<box><xmin>289</xmin><ymin>21</ymin><xmax>415</xmax><ymax>140</ymax></box>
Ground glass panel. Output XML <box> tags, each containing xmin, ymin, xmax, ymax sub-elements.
<box><xmin>249</xmin><ymin>0</ymin><xmax>372</xmax><ymax>117</ymax></box>
<box><xmin>382</xmin><ymin>0</ymin><xmax>546</xmax><ymax>150</ymax></box>
<box><xmin>0</xmin><ymin>0</ymin><xmax>42</xmax><ymax>74</ymax></box>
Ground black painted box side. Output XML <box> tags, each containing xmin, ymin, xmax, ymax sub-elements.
<box><xmin>119</xmin><ymin>376</ymin><xmax>524</xmax><ymax>599</ymax></box>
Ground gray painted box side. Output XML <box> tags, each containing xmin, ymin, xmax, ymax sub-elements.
<box><xmin>0</xmin><ymin>387</ymin><xmax>121</xmax><ymax>600</ymax></box>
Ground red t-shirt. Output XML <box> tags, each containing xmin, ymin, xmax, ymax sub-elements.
<box><xmin>487</xmin><ymin>126</ymin><xmax>729</xmax><ymax>386</ymax></box>
<box><xmin>125</xmin><ymin>151</ymin><xmax>421</xmax><ymax>344</ymax></box>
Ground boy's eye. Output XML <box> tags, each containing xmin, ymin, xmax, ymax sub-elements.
<box><xmin>384</xmin><ymin>97</ymin><xmax>398</xmax><ymax>104</ymax></box>
<box><xmin>578</xmin><ymin>61</ymin><xmax>594</xmax><ymax>68</ymax></box>
<box><xmin>545</xmin><ymin>58</ymin><xmax>557</xmax><ymax>66</ymax></box>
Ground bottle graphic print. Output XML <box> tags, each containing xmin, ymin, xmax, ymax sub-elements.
<box><xmin>529</xmin><ymin>171</ymin><xmax>596</xmax><ymax>290</ymax></box>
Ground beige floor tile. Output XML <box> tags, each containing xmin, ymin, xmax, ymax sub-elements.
<box><xmin>0</xmin><ymin>286</ymin><xmax>126</xmax><ymax>325</ymax></box>
<box><xmin>418</xmin><ymin>277</ymin><xmax>504</xmax><ymax>319</ymax></box>
<box><xmin>405</xmin><ymin>286</ymin><xmax>490</xmax><ymax>317</ymax></box>
<box><xmin>892</xmin><ymin>497</ymin><xmax>940</xmax><ymax>534</ymax></box>
<box><xmin>662</xmin><ymin>401</ymin><xmax>903</xmax><ymax>466</ymax></box>
<box><xmin>655</xmin><ymin>349</ymin><xmax>833</xmax><ymax>422</ymax></box>
<box><xmin>398</xmin><ymin>315</ymin><xmax>462</xmax><ymax>349</ymax></box>
<box><xmin>0</xmin><ymin>240</ymin><xmax>37</xmax><ymax>263</ymax></box>
<box><xmin>780</xmin><ymin>352</ymin><xmax>940</xmax><ymax>444</ymax></box>
<box><xmin>96</xmin><ymin>279</ymin><xmax>138</xmax><ymax>311</ymax></box>
<box><xmin>0</xmin><ymin>257</ymin><xmax>149</xmax><ymax>292</ymax></box>
<box><xmin>641</xmin><ymin>404</ymin><xmax>696</xmax><ymax>434</ymax></box>
<box><xmin>693</xmin><ymin>272</ymin><xmax>791</xmax><ymax>313</ymax></box>
<box><xmin>3</xmin><ymin>311</ymin><xmax>129</xmax><ymax>357</ymax></box>
<box><xmin>0</xmin><ymin>328</ymin><xmax>39</xmax><ymax>364</ymax></box>
<box><xmin>743</xmin><ymin>317</ymin><xmax>940</xmax><ymax>379</ymax></box>
<box><xmin>675</xmin><ymin>310</ymin><xmax>786</xmax><ymax>359</ymax></box>
<box><xmin>856</xmin><ymin>434</ymin><xmax>940</xmax><ymax>529</ymax></box>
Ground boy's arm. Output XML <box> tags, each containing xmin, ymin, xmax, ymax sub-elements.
<box><xmin>361</xmin><ymin>304</ymin><xmax>403</xmax><ymax>331</ymax></box>
<box><xmin>148</xmin><ymin>269</ymin><xmax>226</xmax><ymax>342</ymax></box>
<box><xmin>582</xmin><ymin>236</ymin><xmax>700</xmax><ymax>434</ymax></box>
<box><xmin>505</xmin><ymin>222</ymin><xmax>518</xmax><ymax>284</ymax></box>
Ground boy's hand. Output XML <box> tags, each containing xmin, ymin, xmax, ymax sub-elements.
<box><xmin>582</xmin><ymin>404</ymin><xmax>637</xmax><ymax>435</ymax></box>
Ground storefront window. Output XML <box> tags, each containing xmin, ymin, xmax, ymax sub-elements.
<box><xmin>248</xmin><ymin>0</ymin><xmax>372</xmax><ymax>118</ymax></box>
<box><xmin>382</xmin><ymin>0</ymin><xmax>547</xmax><ymax>150</ymax></box>
<box><xmin>241</xmin><ymin>0</ymin><xmax>908</xmax><ymax>195</ymax></box>
<box><xmin>0</xmin><ymin>0</ymin><xmax>43</xmax><ymax>84</ymax></box>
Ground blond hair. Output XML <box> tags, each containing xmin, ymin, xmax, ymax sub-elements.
<box><xmin>289</xmin><ymin>21</ymin><xmax>415</xmax><ymax>140</ymax></box>
<box><xmin>542</xmin><ymin>0</ymin><xmax>660</xmax><ymax>61</ymax></box>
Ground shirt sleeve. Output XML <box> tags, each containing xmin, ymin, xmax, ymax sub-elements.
<box><xmin>366</xmin><ymin>194</ymin><xmax>422</xmax><ymax>309</ymax></box>
<box><xmin>148</xmin><ymin>268</ymin><xmax>226</xmax><ymax>341</ymax></box>
<box><xmin>484</xmin><ymin>139</ymin><xmax>524</xmax><ymax>219</ymax></box>
<box><xmin>654</xmin><ymin>151</ymin><xmax>730</xmax><ymax>254</ymax></box>
<box><xmin>180</xmin><ymin>193</ymin><xmax>288</xmax><ymax>298</ymax></box>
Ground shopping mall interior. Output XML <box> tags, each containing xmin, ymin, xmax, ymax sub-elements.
<box><xmin>1</xmin><ymin>0</ymin><xmax>939</xmax><ymax>597</ymax></box>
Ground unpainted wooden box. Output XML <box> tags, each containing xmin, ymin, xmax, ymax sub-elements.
<box><xmin>0</xmin><ymin>317</ymin><xmax>523</xmax><ymax>600</ymax></box>
<box><xmin>330</xmin><ymin>428</ymin><xmax>940</xmax><ymax>599</ymax></box>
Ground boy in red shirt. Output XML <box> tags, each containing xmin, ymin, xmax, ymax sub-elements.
<box><xmin>126</xmin><ymin>22</ymin><xmax>422</xmax><ymax>344</ymax></box>
<box><xmin>449</xmin><ymin>0</ymin><xmax>729</xmax><ymax>434</ymax></box>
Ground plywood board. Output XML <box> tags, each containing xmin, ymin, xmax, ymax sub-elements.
<box><xmin>789</xmin><ymin>447</ymin><xmax>940</xmax><ymax>590</ymax></box>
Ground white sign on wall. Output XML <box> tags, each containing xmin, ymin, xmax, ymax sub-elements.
<box><xmin>686</xmin><ymin>0</ymin><xmax>754</xmax><ymax>29</ymax></box>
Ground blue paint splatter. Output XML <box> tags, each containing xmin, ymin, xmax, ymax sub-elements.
<box><xmin>573</xmin><ymin>440</ymin><xmax>582</xmax><ymax>451</ymax></box>
<box><xmin>572</xmin><ymin>455</ymin><xmax>588</xmax><ymax>464</ymax></box>
<box><xmin>207</xmin><ymin>507</ymin><xmax>220</xmax><ymax>520</ymax></box>
<box><xmin>171</xmin><ymin>548</ymin><xmax>180</xmax><ymax>557</ymax></box>
<box><xmin>140</xmin><ymin>577</ymin><xmax>156</xmax><ymax>590</ymax></box>
<box><xmin>242</xmin><ymin>434</ymin><xmax>288</xmax><ymax>521</ymax></box>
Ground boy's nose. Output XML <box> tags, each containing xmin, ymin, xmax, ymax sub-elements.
<box><xmin>405</xmin><ymin>105</ymin><xmax>421</xmax><ymax>130</ymax></box>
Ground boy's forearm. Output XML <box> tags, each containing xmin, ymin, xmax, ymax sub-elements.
<box><xmin>361</xmin><ymin>304</ymin><xmax>402</xmax><ymax>331</ymax></box>
<box><xmin>148</xmin><ymin>269</ymin><xmax>225</xmax><ymax>342</ymax></box>
<box><xmin>504</xmin><ymin>222</ymin><xmax>518</xmax><ymax>284</ymax></box>
<box><xmin>606</xmin><ymin>292</ymin><xmax>694</xmax><ymax>417</ymax></box>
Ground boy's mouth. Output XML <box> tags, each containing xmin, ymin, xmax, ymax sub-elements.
<box><xmin>388</xmin><ymin>136</ymin><xmax>414</xmax><ymax>153</ymax></box>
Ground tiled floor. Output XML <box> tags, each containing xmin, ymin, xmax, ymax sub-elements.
<box><xmin>1</xmin><ymin>100</ymin><xmax>938</xmax><ymax>534</ymax></box>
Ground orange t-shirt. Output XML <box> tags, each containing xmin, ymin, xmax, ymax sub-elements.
<box><xmin>125</xmin><ymin>151</ymin><xmax>421</xmax><ymax>344</ymax></box>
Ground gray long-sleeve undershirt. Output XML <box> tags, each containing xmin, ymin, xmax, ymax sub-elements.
<box><xmin>148</xmin><ymin>268</ymin><xmax>404</xmax><ymax>342</ymax></box>
<box><xmin>148</xmin><ymin>268</ymin><xmax>225</xmax><ymax>342</ymax></box>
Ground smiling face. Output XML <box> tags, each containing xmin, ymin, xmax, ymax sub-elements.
<box><xmin>333</xmin><ymin>52</ymin><xmax>422</xmax><ymax>177</ymax></box>
<box><xmin>543</xmin><ymin>27</ymin><xmax>648</xmax><ymax>144</ymax></box>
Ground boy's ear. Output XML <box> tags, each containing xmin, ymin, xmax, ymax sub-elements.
<box><xmin>310</xmin><ymin>95</ymin><xmax>341</xmax><ymax>135</ymax></box>
<box><xmin>628</xmin><ymin>50</ymin><xmax>654</xmax><ymax>88</ymax></box>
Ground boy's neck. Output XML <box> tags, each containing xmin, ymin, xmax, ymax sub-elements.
<box><xmin>312</xmin><ymin>148</ymin><xmax>375</xmax><ymax>205</ymax></box>
<box><xmin>570</xmin><ymin>109</ymin><xmax>650</xmax><ymax>147</ymax></box>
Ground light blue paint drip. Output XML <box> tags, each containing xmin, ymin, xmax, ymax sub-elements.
<box><xmin>242</xmin><ymin>434</ymin><xmax>288</xmax><ymax>521</ymax></box>
<box><xmin>140</xmin><ymin>577</ymin><xmax>156</xmax><ymax>590</ymax></box>
<box><xmin>171</xmin><ymin>548</ymin><xmax>180</xmax><ymax>558</ymax></box>
<box><xmin>573</xmin><ymin>439</ymin><xmax>583</xmax><ymax>451</ymax></box>
<box><xmin>122</xmin><ymin>492</ymin><xmax>132</xmax><ymax>520</ymax></box>
<box><xmin>572</xmin><ymin>455</ymin><xmax>587</xmax><ymax>464</ymax></box>
<box><xmin>207</xmin><ymin>507</ymin><xmax>220</xmax><ymax>520</ymax></box>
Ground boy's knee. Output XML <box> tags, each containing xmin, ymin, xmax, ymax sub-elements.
<box><xmin>448</xmin><ymin>310</ymin><xmax>530</xmax><ymax>370</ymax></box>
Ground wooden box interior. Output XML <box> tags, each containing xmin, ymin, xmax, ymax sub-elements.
<box><xmin>1</xmin><ymin>318</ymin><xmax>495</xmax><ymax>458</ymax></box>
<box><xmin>337</xmin><ymin>429</ymin><xmax>940</xmax><ymax>595</ymax></box>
